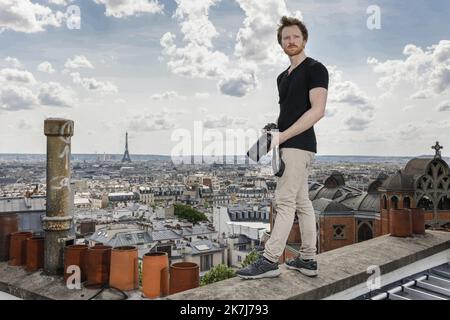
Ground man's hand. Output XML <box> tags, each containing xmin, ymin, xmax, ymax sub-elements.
<box><xmin>269</xmin><ymin>131</ymin><xmax>287</xmax><ymax>151</ymax></box>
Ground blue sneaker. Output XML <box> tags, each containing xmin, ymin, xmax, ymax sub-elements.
<box><xmin>236</xmin><ymin>255</ymin><xmax>281</xmax><ymax>279</ymax></box>
<box><xmin>254</xmin><ymin>245</ymin><xmax>265</xmax><ymax>253</ymax></box>
<box><xmin>285</xmin><ymin>257</ymin><xmax>318</xmax><ymax>277</ymax></box>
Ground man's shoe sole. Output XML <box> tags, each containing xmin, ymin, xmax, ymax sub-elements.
<box><xmin>285</xmin><ymin>264</ymin><xmax>318</xmax><ymax>277</ymax></box>
<box><xmin>237</xmin><ymin>269</ymin><xmax>281</xmax><ymax>280</ymax></box>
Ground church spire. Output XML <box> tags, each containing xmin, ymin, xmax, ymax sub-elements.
<box><xmin>432</xmin><ymin>141</ymin><xmax>443</xmax><ymax>159</ymax></box>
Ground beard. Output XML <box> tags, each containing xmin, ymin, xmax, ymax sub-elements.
<box><xmin>283</xmin><ymin>44</ymin><xmax>304</xmax><ymax>57</ymax></box>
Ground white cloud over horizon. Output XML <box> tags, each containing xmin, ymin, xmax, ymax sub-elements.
<box><xmin>160</xmin><ymin>0</ymin><xmax>303</xmax><ymax>98</ymax></box>
<box><xmin>151</xmin><ymin>90</ymin><xmax>186</xmax><ymax>100</ymax></box>
<box><xmin>93</xmin><ymin>0</ymin><xmax>164</xmax><ymax>18</ymax></box>
<box><xmin>0</xmin><ymin>0</ymin><xmax>65</xmax><ymax>33</ymax></box>
<box><xmin>0</xmin><ymin>0</ymin><xmax>449</xmax><ymax>156</ymax></box>
<box><xmin>327</xmin><ymin>65</ymin><xmax>375</xmax><ymax>131</ymax></box>
<box><xmin>37</xmin><ymin>61</ymin><xmax>56</xmax><ymax>74</ymax></box>
<box><xmin>368</xmin><ymin>40</ymin><xmax>450</xmax><ymax>98</ymax></box>
<box><xmin>38</xmin><ymin>81</ymin><xmax>75</xmax><ymax>108</ymax></box>
<box><xmin>128</xmin><ymin>110</ymin><xmax>179</xmax><ymax>131</ymax></box>
<box><xmin>4</xmin><ymin>57</ymin><xmax>23</xmax><ymax>69</ymax></box>
<box><xmin>70</xmin><ymin>72</ymin><xmax>118</xmax><ymax>95</ymax></box>
<box><xmin>0</xmin><ymin>85</ymin><xmax>38</xmax><ymax>111</ymax></box>
<box><xmin>64</xmin><ymin>55</ymin><xmax>94</xmax><ymax>70</ymax></box>
<box><xmin>0</xmin><ymin>68</ymin><xmax>36</xmax><ymax>85</ymax></box>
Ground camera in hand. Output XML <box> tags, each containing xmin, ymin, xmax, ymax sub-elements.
<box><xmin>246</xmin><ymin>123</ymin><xmax>278</xmax><ymax>162</ymax></box>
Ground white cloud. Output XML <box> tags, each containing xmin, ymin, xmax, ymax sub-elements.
<box><xmin>160</xmin><ymin>0</ymin><xmax>232</xmax><ymax>89</ymax></box>
<box><xmin>37</xmin><ymin>61</ymin><xmax>56</xmax><ymax>74</ymax></box>
<box><xmin>259</xmin><ymin>112</ymin><xmax>278</xmax><ymax>125</ymax></box>
<box><xmin>130</xmin><ymin>118</ymin><xmax>175</xmax><ymax>131</ymax></box>
<box><xmin>437</xmin><ymin>100</ymin><xmax>450</xmax><ymax>112</ymax></box>
<box><xmin>233</xmin><ymin>117</ymin><xmax>248</xmax><ymax>126</ymax></box>
<box><xmin>18</xmin><ymin>119</ymin><xmax>32</xmax><ymax>129</ymax></box>
<box><xmin>328</xmin><ymin>66</ymin><xmax>372</xmax><ymax>107</ymax></box>
<box><xmin>344</xmin><ymin>116</ymin><xmax>371</xmax><ymax>131</ymax></box>
<box><xmin>129</xmin><ymin>111</ymin><xmax>177</xmax><ymax>131</ymax></box>
<box><xmin>0</xmin><ymin>85</ymin><xmax>38</xmax><ymax>111</ymax></box>
<box><xmin>151</xmin><ymin>90</ymin><xmax>185</xmax><ymax>100</ymax></box>
<box><xmin>369</xmin><ymin>40</ymin><xmax>450</xmax><ymax>96</ymax></box>
<box><xmin>234</xmin><ymin>0</ymin><xmax>302</xmax><ymax>65</ymax></box>
<box><xmin>4</xmin><ymin>57</ymin><xmax>23</xmax><ymax>68</ymax></box>
<box><xmin>402</xmin><ymin>105</ymin><xmax>416</xmax><ymax>111</ymax></box>
<box><xmin>325</xmin><ymin>107</ymin><xmax>338</xmax><ymax>117</ymax></box>
<box><xmin>410</xmin><ymin>90</ymin><xmax>432</xmax><ymax>100</ymax></box>
<box><xmin>203</xmin><ymin>114</ymin><xmax>248</xmax><ymax>128</ymax></box>
<box><xmin>398</xmin><ymin>123</ymin><xmax>424</xmax><ymax>140</ymax></box>
<box><xmin>195</xmin><ymin>92</ymin><xmax>210</xmax><ymax>99</ymax></box>
<box><xmin>367</xmin><ymin>57</ymin><xmax>378</xmax><ymax>65</ymax></box>
<box><xmin>38</xmin><ymin>82</ymin><xmax>75</xmax><ymax>107</ymax></box>
<box><xmin>93</xmin><ymin>0</ymin><xmax>164</xmax><ymax>18</ymax></box>
<box><xmin>48</xmin><ymin>0</ymin><xmax>73</xmax><ymax>5</ymax></box>
<box><xmin>0</xmin><ymin>66</ymin><xmax>77</xmax><ymax>111</ymax></box>
<box><xmin>160</xmin><ymin>0</ymin><xmax>304</xmax><ymax>98</ymax></box>
<box><xmin>389</xmin><ymin>120</ymin><xmax>450</xmax><ymax>144</ymax></box>
<box><xmin>326</xmin><ymin>65</ymin><xmax>375</xmax><ymax>131</ymax></box>
<box><xmin>295</xmin><ymin>0</ymin><xmax>366</xmax><ymax>17</ymax></box>
<box><xmin>160</xmin><ymin>32</ymin><xmax>176</xmax><ymax>56</ymax></box>
<box><xmin>70</xmin><ymin>72</ymin><xmax>118</xmax><ymax>95</ymax></box>
<box><xmin>218</xmin><ymin>66</ymin><xmax>258</xmax><ymax>97</ymax></box>
<box><xmin>161</xmin><ymin>32</ymin><xmax>229</xmax><ymax>78</ymax></box>
<box><xmin>0</xmin><ymin>68</ymin><xmax>36</xmax><ymax>84</ymax></box>
<box><xmin>429</xmin><ymin>62</ymin><xmax>450</xmax><ymax>94</ymax></box>
<box><xmin>159</xmin><ymin>0</ymin><xmax>255</xmax><ymax>97</ymax></box>
<box><xmin>64</xmin><ymin>55</ymin><xmax>94</xmax><ymax>69</ymax></box>
<box><xmin>101</xmin><ymin>120</ymin><xmax>113</xmax><ymax>130</ymax></box>
<box><xmin>424</xmin><ymin>119</ymin><xmax>450</xmax><ymax>131</ymax></box>
<box><xmin>0</xmin><ymin>0</ymin><xmax>64</xmax><ymax>33</ymax></box>
<box><xmin>173</xmin><ymin>0</ymin><xmax>220</xmax><ymax>48</ymax></box>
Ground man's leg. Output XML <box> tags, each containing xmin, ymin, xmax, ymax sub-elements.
<box><xmin>285</xmin><ymin>150</ymin><xmax>318</xmax><ymax>277</ymax></box>
<box><xmin>296</xmin><ymin>151</ymin><xmax>316</xmax><ymax>260</ymax></box>
<box><xmin>263</xmin><ymin>148</ymin><xmax>306</xmax><ymax>263</ymax></box>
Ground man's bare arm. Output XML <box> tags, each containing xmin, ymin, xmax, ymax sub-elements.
<box><xmin>275</xmin><ymin>87</ymin><xmax>328</xmax><ymax>146</ymax></box>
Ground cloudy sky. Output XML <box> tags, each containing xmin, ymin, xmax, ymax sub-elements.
<box><xmin>0</xmin><ymin>0</ymin><xmax>449</xmax><ymax>157</ymax></box>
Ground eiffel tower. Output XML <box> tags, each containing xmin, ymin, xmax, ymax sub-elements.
<box><xmin>122</xmin><ymin>131</ymin><xmax>131</xmax><ymax>162</ymax></box>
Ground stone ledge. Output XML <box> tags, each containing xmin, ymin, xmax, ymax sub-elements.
<box><xmin>166</xmin><ymin>231</ymin><xmax>450</xmax><ymax>300</ymax></box>
<box><xmin>0</xmin><ymin>264</ymin><xmax>143</xmax><ymax>300</ymax></box>
<box><xmin>1</xmin><ymin>231</ymin><xmax>449</xmax><ymax>300</ymax></box>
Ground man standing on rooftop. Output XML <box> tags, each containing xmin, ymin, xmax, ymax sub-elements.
<box><xmin>237</xmin><ymin>16</ymin><xmax>329</xmax><ymax>279</ymax></box>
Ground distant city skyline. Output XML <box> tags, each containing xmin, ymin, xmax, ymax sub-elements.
<box><xmin>0</xmin><ymin>0</ymin><xmax>449</xmax><ymax>156</ymax></box>
<box><xmin>1</xmin><ymin>153</ymin><xmax>449</xmax><ymax>163</ymax></box>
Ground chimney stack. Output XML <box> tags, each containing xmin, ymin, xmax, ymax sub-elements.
<box><xmin>43</xmin><ymin>118</ymin><xmax>75</xmax><ymax>275</ymax></box>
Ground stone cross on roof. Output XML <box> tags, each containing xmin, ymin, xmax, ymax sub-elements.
<box><xmin>432</xmin><ymin>141</ymin><xmax>443</xmax><ymax>159</ymax></box>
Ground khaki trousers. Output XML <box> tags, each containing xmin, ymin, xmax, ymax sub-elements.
<box><xmin>263</xmin><ymin>148</ymin><xmax>316</xmax><ymax>262</ymax></box>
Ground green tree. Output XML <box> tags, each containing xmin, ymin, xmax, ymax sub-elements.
<box><xmin>174</xmin><ymin>204</ymin><xmax>208</xmax><ymax>223</ymax></box>
<box><xmin>241</xmin><ymin>250</ymin><xmax>261</xmax><ymax>268</ymax></box>
<box><xmin>200</xmin><ymin>264</ymin><xmax>236</xmax><ymax>286</ymax></box>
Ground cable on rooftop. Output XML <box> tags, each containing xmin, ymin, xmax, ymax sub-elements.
<box><xmin>87</xmin><ymin>284</ymin><xmax>128</xmax><ymax>300</ymax></box>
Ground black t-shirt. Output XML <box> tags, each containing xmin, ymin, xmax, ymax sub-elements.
<box><xmin>277</xmin><ymin>57</ymin><xmax>329</xmax><ymax>153</ymax></box>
